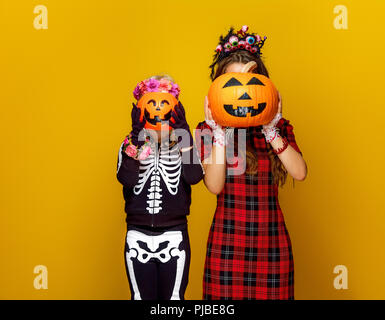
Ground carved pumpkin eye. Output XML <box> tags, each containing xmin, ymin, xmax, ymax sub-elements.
<box><xmin>246</xmin><ymin>77</ymin><xmax>265</xmax><ymax>86</ymax></box>
<box><xmin>223</xmin><ymin>77</ymin><xmax>243</xmax><ymax>88</ymax></box>
<box><xmin>147</xmin><ymin>99</ymin><xmax>156</xmax><ymax>106</ymax></box>
<box><xmin>160</xmin><ymin>100</ymin><xmax>170</xmax><ymax>107</ymax></box>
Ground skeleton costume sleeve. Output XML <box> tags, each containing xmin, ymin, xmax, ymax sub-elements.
<box><xmin>116</xmin><ymin>142</ymin><xmax>140</xmax><ymax>188</ymax></box>
<box><xmin>180</xmin><ymin>146</ymin><xmax>204</xmax><ymax>185</ymax></box>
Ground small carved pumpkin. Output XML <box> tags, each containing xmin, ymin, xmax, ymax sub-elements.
<box><xmin>208</xmin><ymin>72</ymin><xmax>279</xmax><ymax>127</ymax></box>
<box><xmin>137</xmin><ymin>92</ymin><xmax>177</xmax><ymax>131</ymax></box>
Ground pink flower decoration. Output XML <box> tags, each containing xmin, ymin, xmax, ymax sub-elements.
<box><xmin>146</xmin><ymin>78</ymin><xmax>159</xmax><ymax>92</ymax></box>
<box><xmin>133</xmin><ymin>81</ymin><xmax>146</xmax><ymax>100</ymax></box>
<box><xmin>256</xmin><ymin>34</ymin><xmax>261</xmax><ymax>42</ymax></box>
<box><xmin>125</xmin><ymin>144</ymin><xmax>137</xmax><ymax>158</ymax></box>
<box><xmin>159</xmin><ymin>79</ymin><xmax>172</xmax><ymax>92</ymax></box>
<box><xmin>170</xmin><ymin>83</ymin><xmax>180</xmax><ymax>98</ymax></box>
<box><xmin>138</xmin><ymin>145</ymin><xmax>152</xmax><ymax>160</ymax></box>
<box><xmin>241</xmin><ymin>25</ymin><xmax>249</xmax><ymax>33</ymax></box>
<box><xmin>133</xmin><ymin>86</ymin><xmax>142</xmax><ymax>100</ymax></box>
<box><xmin>138</xmin><ymin>81</ymin><xmax>145</xmax><ymax>89</ymax></box>
<box><xmin>159</xmin><ymin>78</ymin><xmax>171</xmax><ymax>88</ymax></box>
<box><xmin>123</xmin><ymin>137</ymin><xmax>130</xmax><ymax>145</ymax></box>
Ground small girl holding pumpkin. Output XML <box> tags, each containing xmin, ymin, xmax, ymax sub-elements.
<box><xmin>117</xmin><ymin>75</ymin><xmax>203</xmax><ymax>300</ymax></box>
<box><xmin>196</xmin><ymin>25</ymin><xmax>307</xmax><ymax>300</ymax></box>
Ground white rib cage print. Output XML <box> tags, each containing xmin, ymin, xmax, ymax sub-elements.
<box><xmin>133</xmin><ymin>143</ymin><xmax>181</xmax><ymax>214</ymax></box>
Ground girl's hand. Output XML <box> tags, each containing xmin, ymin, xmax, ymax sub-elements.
<box><xmin>262</xmin><ymin>91</ymin><xmax>282</xmax><ymax>143</ymax></box>
<box><xmin>264</xmin><ymin>91</ymin><xmax>282</xmax><ymax>129</ymax></box>
<box><xmin>170</xmin><ymin>101</ymin><xmax>189</xmax><ymax>131</ymax></box>
<box><xmin>277</xmin><ymin>91</ymin><xmax>282</xmax><ymax>114</ymax></box>
<box><xmin>130</xmin><ymin>103</ymin><xmax>146</xmax><ymax>146</ymax></box>
<box><xmin>170</xmin><ymin>101</ymin><xmax>193</xmax><ymax>149</ymax></box>
<box><xmin>201</xmin><ymin>97</ymin><xmax>226</xmax><ymax>195</ymax></box>
<box><xmin>204</xmin><ymin>96</ymin><xmax>223</xmax><ymax>131</ymax></box>
<box><xmin>204</xmin><ymin>96</ymin><xmax>213</xmax><ymax>121</ymax></box>
<box><xmin>204</xmin><ymin>96</ymin><xmax>225</xmax><ymax>147</ymax></box>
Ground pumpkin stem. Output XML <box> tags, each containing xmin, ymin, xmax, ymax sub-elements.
<box><xmin>241</xmin><ymin>61</ymin><xmax>257</xmax><ymax>73</ymax></box>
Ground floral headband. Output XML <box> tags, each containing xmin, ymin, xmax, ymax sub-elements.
<box><xmin>133</xmin><ymin>78</ymin><xmax>181</xmax><ymax>101</ymax></box>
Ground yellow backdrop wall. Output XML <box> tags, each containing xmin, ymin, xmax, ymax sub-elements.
<box><xmin>1</xmin><ymin>0</ymin><xmax>384</xmax><ymax>299</ymax></box>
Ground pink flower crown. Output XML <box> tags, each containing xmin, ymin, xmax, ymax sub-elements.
<box><xmin>133</xmin><ymin>78</ymin><xmax>181</xmax><ymax>101</ymax></box>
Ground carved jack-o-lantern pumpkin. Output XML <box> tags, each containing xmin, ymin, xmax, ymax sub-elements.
<box><xmin>208</xmin><ymin>72</ymin><xmax>279</xmax><ymax>127</ymax></box>
<box><xmin>137</xmin><ymin>92</ymin><xmax>178</xmax><ymax>131</ymax></box>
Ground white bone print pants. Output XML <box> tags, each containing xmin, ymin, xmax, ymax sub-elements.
<box><xmin>124</xmin><ymin>225</ymin><xmax>190</xmax><ymax>300</ymax></box>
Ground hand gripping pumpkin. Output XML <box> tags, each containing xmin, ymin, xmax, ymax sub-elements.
<box><xmin>208</xmin><ymin>72</ymin><xmax>279</xmax><ymax>127</ymax></box>
<box><xmin>137</xmin><ymin>92</ymin><xmax>178</xmax><ymax>131</ymax></box>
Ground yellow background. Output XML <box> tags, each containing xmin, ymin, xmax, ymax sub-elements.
<box><xmin>1</xmin><ymin>0</ymin><xmax>384</xmax><ymax>299</ymax></box>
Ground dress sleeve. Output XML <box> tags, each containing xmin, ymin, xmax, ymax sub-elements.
<box><xmin>194</xmin><ymin>121</ymin><xmax>213</xmax><ymax>162</ymax></box>
<box><xmin>276</xmin><ymin>117</ymin><xmax>303</xmax><ymax>155</ymax></box>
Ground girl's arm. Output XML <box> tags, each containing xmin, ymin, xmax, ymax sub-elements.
<box><xmin>116</xmin><ymin>145</ymin><xmax>140</xmax><ymax>188</ymax></box>
<box><xmin>180</xmin><ymin>146</ymin><xmax>204</xmax><ymax>185</ymax></box>
<box><xmin>270</xmin><ymin>137</ymin><xmax>307</xmax><ymax>181</ymax></box>
<box><xmin>201</xmin><ymin>96</ymin><xmax>226</xmax><ymax>195</ymax></box>
<box><xmin>116</xmin><ymin>103</ymin><xmax>146</xmax><ymax>188</ymax></box>
<box><xmin>202</xmin><ymin>145</ymin><xmax>226</xmax><ymax>195</ymax></box>
<box><xmin>170</xmin><ymin>102</ymin><xmax>204</xmax><ymax>185</ymax></box>
<box><xmin>263</xmin><ymin>92</ymin><xmax>307</xmax><ymax>181</ymax></box>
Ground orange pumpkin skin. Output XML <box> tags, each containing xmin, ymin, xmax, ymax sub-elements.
<box><xmin>137</xmin><ymin>92</ymin><xmax>178</xmax><ymax>131</ymax></box>
<box><xmin>208</xmin><ymin>72</ymin><xmax>279</xmax><ymax>128</ymax></box>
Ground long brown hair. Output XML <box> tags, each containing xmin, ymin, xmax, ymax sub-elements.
<box><xmin>212</xmin><ymin>50</ymin><xmax>288</xmax><ymax>187</ymax></box>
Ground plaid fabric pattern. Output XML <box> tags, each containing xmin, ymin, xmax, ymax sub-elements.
<box><xmin>195</xmin><ymin>118</ymin><xmax>301</xmax><ymax>300</ymax></box>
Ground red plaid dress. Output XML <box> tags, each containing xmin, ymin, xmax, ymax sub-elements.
<box><xmin>195</xmin><ymin>118</ymin><xmax>302</xmax><ymax>300</ymax></box>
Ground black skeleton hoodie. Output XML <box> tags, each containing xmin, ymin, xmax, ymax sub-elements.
<box><xmin>117</xmin><ymin>141</ymin><xmax>204</xmax><ymax>227</ymax></box>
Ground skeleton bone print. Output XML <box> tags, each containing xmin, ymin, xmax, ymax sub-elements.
<box><xmin>133</xmin><ymin>143</ymin><xmax>182</xmax><ymax>214</ymax></box>
<box><xmin>125</xmin><ymin>229</ymin><xmax>186</xmax><ymax>300</ymax></box>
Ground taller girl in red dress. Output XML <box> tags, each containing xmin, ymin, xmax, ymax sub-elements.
<box><xmin>196</xmin><ymin>25</ymin><xmax>308</xmax><ymax>300</ymax></box>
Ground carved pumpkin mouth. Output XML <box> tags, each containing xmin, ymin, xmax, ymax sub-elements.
<box><xmin>144</xmin><ymin>109</ymin><xmax>172</xmax><ymax>125</ymax></box>
<box><xmin>224</xmin><ymin>103</ymin><xmax>266</xmax><ymax>117</ymax></box>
